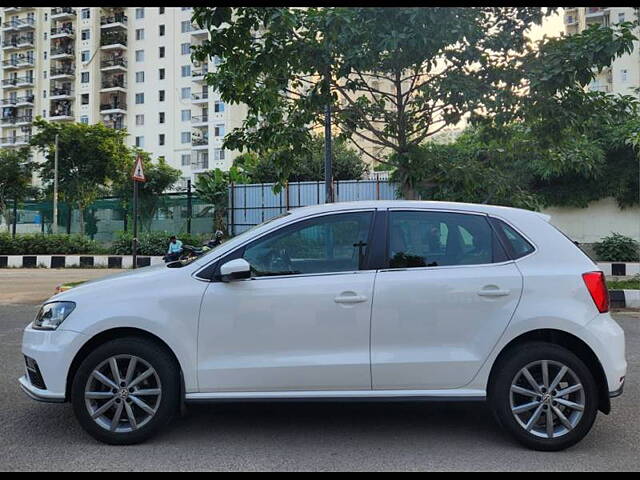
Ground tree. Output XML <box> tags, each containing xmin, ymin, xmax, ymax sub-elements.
<box><xmin>236</xmin><ymin>136</ymin><xmax>367</xmax><ymax>183</ymax></box>
<box><xmin>195</xmin><ymin>166</ymin><xmax>249</xmax><ymax>233</ymax></box>
<box><xmin>192</xmin><ymin>7</ymin><xmax>636</xmax><ymax>198</ymax></box>
<box><xmin>0</xmin><ymin>148</ymin><xmax>34</xmax><ymax>232</ymax></box>
<box><xmin>30</xmin><ymin>118</ymin><xmax>130</xmax><ymax>234</ymax></box>
<box><xmin>111</xmin><ymin>151</ymin><xmax>182</xmax><ymax>232</ymax></box>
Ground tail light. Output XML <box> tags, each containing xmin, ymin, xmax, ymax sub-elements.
<box><xmin>582</xmin><ymin>271</ymin><xmax>609</xmax><ymax>313</ymax></box>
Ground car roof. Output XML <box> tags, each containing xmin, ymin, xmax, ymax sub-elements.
<box><xmin>287</xmin><ymin>200</ymin><xmax>550</xmax><ymax>222</ymax></box>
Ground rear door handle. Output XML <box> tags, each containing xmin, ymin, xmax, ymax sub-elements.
<box><xmin>334</xmin><ymin>292</ymin><xmax>368</xmax><ymax>304</ymax></box>
<box><xmin>477</xmin><ymin>288</ymin><xmax>510</xmax><ymax>297</ymax></box>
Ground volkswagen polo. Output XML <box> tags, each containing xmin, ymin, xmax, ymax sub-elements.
<box><xmin>19</xmin><ymin>201</ymin><xmax>626</xmax><ymax>450</ymax></box>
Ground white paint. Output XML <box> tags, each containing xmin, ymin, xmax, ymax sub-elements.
<box><xmin>624</xmin><ymin>290</ymin><xmax>640</xmax><ymax>308</ymax></box>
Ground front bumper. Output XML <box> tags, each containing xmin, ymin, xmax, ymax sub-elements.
<box><xmin>19</xmin><ymin>375</ymin><xmax>65</xmax><ymax>403</ymax></box>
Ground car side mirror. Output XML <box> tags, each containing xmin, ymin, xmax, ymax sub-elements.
<box><xmin>219</xmin><ymin>258</ymin><xmax>252</xmax><ymax>282</ymax></box>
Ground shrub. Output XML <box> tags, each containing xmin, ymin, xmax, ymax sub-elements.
<box><xmin>594</xmin><ymin>233</ymin><xmax>640</xmax><ymax>262</ymax></box>
<box><xmin>0</xmin><ymin>233</ymin><xmax>98</xmax><ymax>255</ymax></box>
<box><xmin>111</xmin><ymin>231</ymin><xmax>208</xmax><ymax>256</ymax></box>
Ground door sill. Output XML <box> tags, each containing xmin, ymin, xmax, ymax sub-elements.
<box><xmin>185</xmin><ymin>389</ymin><xmax>486</xmax><ymax>403</ymax></box>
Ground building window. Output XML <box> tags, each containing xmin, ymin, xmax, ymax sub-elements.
<box><xmin>44</xmin><ymin>51</ymin><xmax>48</xmax><ymax>60</ymax></box>
<box><xmin>135</xmin><ymin>136</ymin><xmax>144</xmax><ymax>148</ymax></box>
<box><xmin>136</xmin><ymin>29</ymin><xmax>144</xmax><ymax>41</ymax></box>
<box><xmin>181</xmin><ymin>109</ymin><xmax>191</xmax><ymax>121</ymax></box>
<box><xmin>159</xmin><ymin>134</ymin><xmax>165</xmax><ymax>146</ymax></box>
<box><xmin>618</xmin><ymin>12</ymin><xmax>625</xmax><ymax>23</ymax></box>
<box><xmin>159</xmin><ymin>112</ymin><xmax>165</xmax><ymax>123</ymax></box>
<box><xmin>136</xmin><ymin>71</ymin><xmax>145</xmax><ymax>83</ymax></box>
<box><xmin>181</xmin><ymin>21</ymin><xmax>192</xmax><ymax>33</ymax></box>
<box><xmin>159</xmin><ymin>25</ymin><xmax>165</xmax><ymax>36</ymax></box>
<box><xmin>159</xmin><ymin>90</ymin><xmax>165</xmax><ymax>102</ymax></box>
<box><xmin>136</xmin><ymin>114</ymin><xmax>144</xmax><ymax>126</ymax></box>
<box><xmin>81</xmin><ymin>29</ymin><xmax>90</xmax><ymax>40</ymax></box>
<box><xmin>181</xmin><ymin>153</ymin><xmax>191</xmax><ymax>166</ymax></box>
<box><xmin>136</xmin><ymin>50</ymin><xmax>144</xmax><ymax>62</ymax></box>
<box><xmin>215</xmin><ymin>124</ymin><xmax>225</xmax><ymax>137</ymax></box>
<box><xmin>159</xmin><ymin>46</ymin><xmax>165</xmax><ymax>58</ymax></box>
<box><xmin>159</xmin><ymin>7</ymin><xmax>165</xmax><ymax>15</ymax></box>
<box><xmin>181</xmin><ymin>43</ymin><xmax>191</xmax><ymax>55</ymax></box>
<box><xmin>181</xmin><ymin>132</ymin><xmax>191</xmax><ymax>144</ymax></box>
<box><xmin>135</xmin><ymin>93</ymin><xmax>145</xmax><ymax>104</ymax></box>
<box><xmin>136</xmin><ymin>8</ymin><xmax>145</xmax><ymax>19</ymax></box>
<box><xmin>159</xmin><ymin>68</ymin><xmax>165</xmax><ymax>80</ymax></box>
<box><xmin>81</xmin><ymin>72</ymin><xmax>90</xmax><ymax>83</ymax></box>
<box><xmin>81</xmin><ymin>50</ymin><xmax>90</xmax><ymax>62</ymax></box>
<box><xmin>80</xmin><ymin>115</ymin><xmax>89</xmax><ymax>124</ymax></box>
<box><xmin>214</xmin><ymin>101</ymin><xmax>225</xmax><ymax>113</ymax></box>
<box><xmin>214</xmin><ymin>148</ymin><xmax>225</xmax><ymax>161</ymax></box>
<box><xmin>81</xmin><ymin>8</ymin><xmax>90</xmax><ymax>19</ymax></box>
<box><xmin>181</xmin><ymin>65</ymin><xmax>191</xmax><ymax>77</ymax></box>
<box><xmin>181</xmin><ymin>87</ymin><xmax>191</xmax><ymax>99</ymax></box>
<box><xmin>81</xmin><ymin>94</ymin><xmax>89</xmax><ymax>105</ymax></box>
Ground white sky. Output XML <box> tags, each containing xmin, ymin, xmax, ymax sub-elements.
<box><xmin>528</xmin><ymin>8</ymin><xmax>564</xmax><ymax>42</ymax></box>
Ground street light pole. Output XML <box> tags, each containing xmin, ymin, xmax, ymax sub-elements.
<box><xmin>52</xmin><ymin>134</ymin><xmax>59</xmax><ymax>234</ymax></box>
<box><xmin>323</xmin><ymin>66</ymin><xmax>334</xmax><ymax>204</ymax></box>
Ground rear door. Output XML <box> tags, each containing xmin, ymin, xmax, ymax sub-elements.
<box><xmin>371</xmin><ymin>209</ymin><xmax>523</xmax><ymax>390</ymax></box>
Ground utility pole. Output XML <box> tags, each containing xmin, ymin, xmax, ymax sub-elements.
<box><xmin>52</xmin><ymin>134</ymin><xmax>59</xmax><ymax>234</ymax></box>
<box><xmin>323</xmin><ymin>67</ymin><xmax>334</xmax><ymax>204</ymax></box>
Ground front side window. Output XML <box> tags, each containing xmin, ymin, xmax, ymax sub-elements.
<box><xmin>242</xmin><ymin>212</ymin><xmax>373</xmax><ymax>277</ymax></box>
<box><xmin>387</xmin><ymin>211</ymin><xmax>504</xmax><ymax>268</ymax></box>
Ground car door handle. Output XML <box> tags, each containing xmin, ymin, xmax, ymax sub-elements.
<box><xmin>334</xmin><ymin>292</ymin><xmax>368</xmax><ymax>304</ymax></box>
<box><xmin>477</xmin><ymin>287</ymin><xmax>511</xmax><ymax>297</ymax></box>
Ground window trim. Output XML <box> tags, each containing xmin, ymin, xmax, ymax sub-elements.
<box><xmin>380</xmin><ymin>208</ymin><xmax>513</xmax><ymax>272</ymax></box>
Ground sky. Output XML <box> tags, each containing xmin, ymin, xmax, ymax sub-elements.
<box><xmin>528</xmin><ymin>8</ymin><xmax>565</xmax><ymax>42</ymax></box>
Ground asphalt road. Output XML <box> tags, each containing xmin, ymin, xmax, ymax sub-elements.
<box><xmin>1</xmin><ymin>304</ymin><xmax>638</xmax><ymax>471</ymax></box>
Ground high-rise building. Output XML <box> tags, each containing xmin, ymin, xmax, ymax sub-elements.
<box><xmin>564</xmin><ymin>7</ymin><xmax>640</xmax><ymax>97</ymax></box>
<box><xmin>0</xmin><ymin>7</ymin><xmax>248</xmax><ymax>187</ymax></box>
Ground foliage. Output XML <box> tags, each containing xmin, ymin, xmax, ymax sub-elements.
<box><xmin>0</xmin><ymin>233</ymin><xmax>98</xmax><ymax>255</ymax></box>
<box><xmin>110</xmin><ymin>231</ymin><xmax>207</xmax><ymax>256</ymax></box>
<box><xmin>594</xmin><ymin>233</ymin><xmax>640</xmax><ymax>262</ymax></box>
<box><xmin>192</xmin><ymin>7</ymin><xmax>636</xmax><ymax>198</ymax></box>
<box><xmin>236</xmin><ymin>136</ymin><xmax>367</xmax><ymax>184</ymax></box>
<box><xmin>111</xmin><ymin>152</ymin><xmax>182</xmax><ymax>232</ymax></box>
<box><xmin>607</xmin><ymin>276</ymin><xmax>640</xmax><ymax>290</ymax></box>
<box><xmin>0</xmin><ymin>148</ymin><xmax>35</xmax><ymax>231</ymax></box>
<box><xmin>30</xmin><ymin>119</ymin><xmax>130</xmax><ymax>234</ymax></box>
<box><xmin>195</xmin><ymin>166</ymin><xmax>249</xmax><ymax>233</ymax></box>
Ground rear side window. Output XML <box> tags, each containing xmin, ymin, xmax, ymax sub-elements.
<box><xmin>490</xmin><ymin>218</ymin><xmax>535</xmax><ymax>259</ymax></box>
<box><xmin>387</xmin><ymin>211</ymin><xmax>507</xmax><ymax>268</ymax></box>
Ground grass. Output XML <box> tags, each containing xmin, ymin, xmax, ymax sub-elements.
<box><xmin>608</xmin><ymin>276</ymin><xmax>640</xmax><ymax>290</ymax></box>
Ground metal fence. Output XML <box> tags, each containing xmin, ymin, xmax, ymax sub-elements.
<box><xmin>2</xmin><ymin>180</ymin><xmax>398</xmax><ymax>241</ymax></box>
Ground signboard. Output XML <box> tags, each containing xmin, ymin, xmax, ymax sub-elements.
<box><xmin>132</xmin><ymin>156</ymin><xmax>146</xmax><ymax>182</ymax></box>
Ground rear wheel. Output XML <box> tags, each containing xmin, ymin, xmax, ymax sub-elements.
<box><xmin>71</xmin><ymin>337</ymin><xmax>179</xmax><ymax>445</ymax></box>
<box><xmin>489</xmin><ymin>342</ymin><xmax>599</xmax><ymax>451</ymax></box>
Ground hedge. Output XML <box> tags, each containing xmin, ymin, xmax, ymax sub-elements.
<box><xmin>594</xmin><ymin>233</ymin><xmax>640</xmax><ymax>262</ymax></box>
<box><xmin>0</xmin><ymin>233</ymin><xmax>101</xmax><ymax>255</ymax></box>
<box><xmin>110</xmin><ymin>231</ymin><xmax>208</xmax><ymax>256</ymax></box>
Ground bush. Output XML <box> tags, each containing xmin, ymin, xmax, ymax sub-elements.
<box><xmin>111</xmin><ymin>231</ymin><xmax>208</xmax><ymax>256</ymax></box>
<box><xmin>594</xmin><ymin>233</ymin><xmax>640</xmax><ymax>262</ymax></box>
<box><xmin>0</xmin><ymin>233</ymin><xmax>98</xmax><ymax>255</ymax></box>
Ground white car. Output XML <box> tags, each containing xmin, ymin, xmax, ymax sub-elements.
<box><xmin>20</xmin><ymin>201</ymin><xmax>626</xmax><ymax>450</ymax></box>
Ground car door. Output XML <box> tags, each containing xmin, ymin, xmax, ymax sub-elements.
<box><xmin>197</xmin><ymin>210</ymin><xmax>377</xmax><ymax>393</ymax></box>
<box><xmin>371</xmin><ymin>209</ymin><xmax>523</xmax><ymax>390</ymax></box>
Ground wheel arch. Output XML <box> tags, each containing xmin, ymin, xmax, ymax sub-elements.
<box><xmin>487</xmin><ymin>329</ymin><xmax>610</xmax><ymax>414</ymax></box>
<box><xmin>65</xmin><ymin>327</ymin><xmax>186</xmax><ymax>403</ymax></box>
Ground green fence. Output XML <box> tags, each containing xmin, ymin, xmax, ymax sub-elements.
<box><xmin>4</xmin><ymin>192</ymin><xmax>217</xmax><ymax>244</ymax></box>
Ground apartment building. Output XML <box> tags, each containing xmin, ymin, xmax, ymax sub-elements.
<box><xmin>564</xmin><ymin>7</ymin><xmax>640</xmax><ymax>96</ymax></box>
<box><xmin>0</xmin><ymin>6</ymin><xmax>248</xmax><ymax>187</ymax></box>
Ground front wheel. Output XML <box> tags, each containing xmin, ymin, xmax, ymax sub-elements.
<box><xmin>71</xmin><ymin>337</ymin><xmax>180</xmax><ymax>445</ymax></box>
<box><xmin>489</xmin><ymin>342</ymin><xmax>599</xmax><ymax>451</ymax></box>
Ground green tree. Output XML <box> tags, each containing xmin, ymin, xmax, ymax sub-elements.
<box><xmin>111</xmin><ymin>152</ymin><xmax>183</xmax><ymax>232</ymax></box>
<box><xmin>30</xmin><ymin>118</ymin><xmax>130</xmax><ymax>234</ymax></box>
<box><xmin>195</xmin><ymin>166</ymin><xmax>248</xmax><ymax>233</ymax></box>
<box><xmin>0</xmin><ymin>148</ymin><xmax>35</xmax><ymax>232</ymax></box>
<box><xmin>192</xmin><ymin>8</ymin><xmax>636</xmax><ymax>198</ymax></box>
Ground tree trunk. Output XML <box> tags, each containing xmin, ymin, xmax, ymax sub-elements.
<box><xmin>400</xmin><ymin>182</ymin><xmax>420</xmax><ymax>201</ymax></box>
<box><xmin>78</xmin><ymin>205</ymin><xmax>85</xmax><ymax>235</ymax></box>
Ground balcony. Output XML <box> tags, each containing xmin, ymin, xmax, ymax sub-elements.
<box><xmin>191</xmin><ymin>23</ymin><xmax>208</xmax><ymax>38</ymax></box>
<box><xmin>50</xmin><ymin>66</ymin><xmax>75</xmax><ymax>79</ymax></box>
<box><xmin>585</xmin><ymin>7</ymin><xmax>605</xmax><ymax>17</ymax></box>
<box><xmin>100</xmin><ymin>56</ymin><xmax>127</xmax><ymax>72</ymax></box>
<box><xmin>2</xmin><ymin>76</ymin><xmax>34</xmax><ymax>88</ymax></box>
<box><xmin>191</xmin><ymin>115</ymin><xmax>208</xmax><ymax>126</ymax></box>
<box><xmin>100</xmin><ymin>101</ymin><xmax>127</xmax><ymax>114</ymax></box>
<box><xmin>2</xmin><ymin>34</ymin><xmax>34</xmax><ymax>50</ymax></box>
<box><xmin>2</xmin><ymin>17</ymin><xmax>35</xmax><ymax>31</ymax></box>
<box><xmin>50</xmin><ymin>26</ymin><xmax>75</xmax><ymax>39</ymax></box>
<box><xmin>192</xmin><ymin>137</ymin><xmax>209</xmax><ymax>149</ymax></box>
<box><xmin>100</xmin><ymin>14</ymin><xmax>128</xmax><ymax>29</ymax></box>
<box><xmin>192</xmin><ymin>92</ymin><xmax>209</xmax><ymax>103</ymax></box>
<box><xmin>51</xmin><ymin>8</ymin><xmax>76</xmax><ymax>20</ymax></box>
<box><xmin>2</xmin><ymin>55</ymin><xmax>34</xmax><ymax>69</ymax></box>
<box><xmin>192</xmin><ymin>68</ymin><xmax>209</xmax><ymax>82</ymax></box>
<box><xmin>191</xmin><ymin>153</ymin><xmax>209</xmax><ymax>170</ymax></box>
<box><xmin>0</xmin><ymin>115</ymin><xmax>33</xmax><ymax>126</ymax></box>
<box><xmin>50</xmin><ymin>87</ymin><xmax>74</xmax><ymax>100</ymax></box>
<box><xmin>100</xmin><ymin>77</ymin><xmax>127</xmax><ymax>92</ymax></box>
<box><xmin>49</xmin><ymin>109</ymin><xmax>74</xmax><ymax>121</ymax></box>
<box><xmin>50</xmin><ymin>46</ymin><xmax>74</xmax><ymax>60</ymax></box>
<box><xmin>0</xmin><ymin>135</ymin><xmax>31</xmax><ymax>147</ymax></box>
<box><xmin>100</xmin><ymin>33</ymin><xmax>127</xmax><ymax>50</ymax></box>
<box><xmin>1</xmin><ymin>95</ymin><xmax>34</xmax><ymax>106</ymax></box>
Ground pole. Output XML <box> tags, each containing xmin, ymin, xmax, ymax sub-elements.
<box><xmin>52</xmin><ymin>134</ymin><xmax>59</xmax><ymax>234</ymax></box>
<box><xmin>186</xmin><ymin>179</ymin><xmax>192</xmax><ymax>235</ymax></box>
<box><xmin>132</xmin><ymin>179</ymin><xmax>138</xmax><ymax>269</ymax></box>
<box><xmin>324</xmin><ymin>103</ymin><xmax>334</xmax><ymax>204</ymax></box>
<box><xmin>11</xmin><ymin>197</ymin><xmax>17</xmax><ymax>238</ymax></box>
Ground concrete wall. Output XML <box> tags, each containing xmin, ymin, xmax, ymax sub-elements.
<box><xmin>542</xmin><ymin>197</ymin><xmax>640</xmax><ymax>243</ymax></box>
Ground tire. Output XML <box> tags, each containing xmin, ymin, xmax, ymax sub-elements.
<box><xmin>489</xmin><ymin>342</ymin><xmax>599</xmax><ymax>451</ymax></box>
<box><xmin>71</xmin><ymin>337</ymin><xmax>180</xmax><ymax>445</ymax></box>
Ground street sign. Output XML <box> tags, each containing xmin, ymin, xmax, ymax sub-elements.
<box><xmin>132</xmin><ymin>156</ymin><xmax>146</xmax><ymax>182</ymax></box>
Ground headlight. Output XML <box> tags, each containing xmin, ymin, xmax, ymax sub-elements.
<box><xmin>33</xmin><ymin>302</ymin><xmax>76</xmax><ymax>330</ymax></box>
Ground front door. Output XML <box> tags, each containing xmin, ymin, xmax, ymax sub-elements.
<box><xmin>198</xmin><ymin>210</ymin><xmax>376</xmax><ymax>392</ymax></box>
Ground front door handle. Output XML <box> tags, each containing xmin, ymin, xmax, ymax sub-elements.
<box><xmin>334</xmin><ymin>292</ymin><xmax>368</xmax><ymax>304</ymax></box>
<box><xmin>477</xmin><ymin>287</ymin><xmax>510</xmax><ymax>297</ymax></box>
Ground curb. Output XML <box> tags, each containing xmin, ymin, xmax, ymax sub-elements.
<box><xmin>0</xmin><ymin>255</ymin><xmax>164</xmax><ymax>269</ymax></box>
<box><xmin>610</xmin><ymin>289</ymin><xmax>640</xmax><ymax>309</ymax></box>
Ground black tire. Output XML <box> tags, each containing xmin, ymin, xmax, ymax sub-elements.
<box><xmin>71</xmin><ymin>337</ymin><xmax>180</xmax><ymax>445</ymax></box>
<box><xmin>489</xmin><ymin>342</ymin><xmax>599</xmax><ymax>451</ymax></box>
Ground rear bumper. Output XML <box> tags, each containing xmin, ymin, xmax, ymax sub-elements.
<box><xmin>609</xmin><ymin>380</ymin><xmax>625</xmax><ymax>399</ymax></box>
